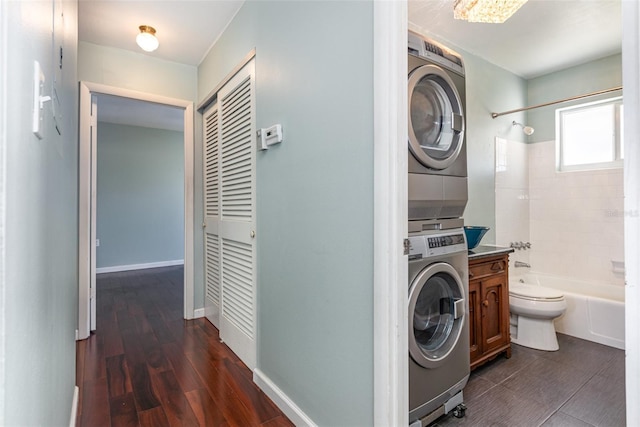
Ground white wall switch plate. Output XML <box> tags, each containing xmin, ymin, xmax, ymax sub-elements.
<box><xmin>32</xmin><ymin>61</ymin><xmax>52</xmax><ymax>139</ymax></box>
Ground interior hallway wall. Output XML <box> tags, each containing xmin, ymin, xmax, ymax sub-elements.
<box><xmin>198</xmin><ymin>2</ymin><xmax>374</xmax><ymax>425</ymax></box>
<box><xmin>96</xmin><ymin>123</ymin><xmax>184</xmax><ymax>270</ymax></box>
<box><xmin>1</xmin><ymin>0</ymin><xmax>79</xmax><ymax>424</ymax></box>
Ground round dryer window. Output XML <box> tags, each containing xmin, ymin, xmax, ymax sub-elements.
<box><xmin>408</xmin><ymin>64</ymin><xmax>465</xmax><ymax>170</ymax></box>
<box><xmin>409</xmin><ymin>262</ymin><xmax>465</xmax><ymax>369</ymax></box>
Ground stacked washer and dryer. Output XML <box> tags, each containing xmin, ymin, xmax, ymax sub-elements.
<box><xmin>407</xmin><ymin>31</ymin><xmax>470</xmax><ymax>427</ymax></box>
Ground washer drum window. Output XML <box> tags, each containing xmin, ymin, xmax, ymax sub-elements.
<box><xmin>408</xmin><ymin>64</ymin><xmax>465</xmax><ymax>170</ymax></box>
<box><xmin>409</xmin><ymin>262</ymin><xmax>466</xmax><ymax>369</ymax></box>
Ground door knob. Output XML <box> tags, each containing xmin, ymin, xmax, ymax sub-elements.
<box><xmin>250</xmin><ymin>230</ymin><xmax>256</xmax><ymax>238</ymax></box>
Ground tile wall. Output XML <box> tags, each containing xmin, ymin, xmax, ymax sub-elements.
<box><xmin>495</xmin><ymin>138</ymin><xmax>625</xmax><ymax>287</ymax></box>
<box><xmin>495</xmin><ymin>137</ymin><xmax>530</xmax><ymax>270</ymax></box>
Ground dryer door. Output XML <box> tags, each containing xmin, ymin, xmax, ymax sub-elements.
<box><xmin>409</xmin><ymin>262</ymin><xmax>465</xmax><ymax>369</ymax></box>
<box><xmin>408</xmin><ymin>64</ymin><xmax>465</xmax><ymax>170</ymax></box>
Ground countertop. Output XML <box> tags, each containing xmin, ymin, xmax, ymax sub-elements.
<box><xmin>468</xmin><ymin>245</ymin><xmax>514</xmax><ymax>260</ymax></box>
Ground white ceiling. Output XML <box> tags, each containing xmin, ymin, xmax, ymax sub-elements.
<box><xmin>79</xmin><ymin>0</ymin><xmax>622</xmax><ymax>129</ymax></box>
<box><xmin>97</xmin><ymin>94</ymin><xmax>184</xmax><ymax>131</ymax></box>
<box><xmin>79</xmin><ymin>0</ymin><xmax>244</xmax><ymax>66</ymax></box>
<box><xmin>409</xmin><ymin>0</ymin><xmax>622</xmax><ymax>79</ymax></box>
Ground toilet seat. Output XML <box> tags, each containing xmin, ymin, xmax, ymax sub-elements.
<box><xmin>509</xmin><ymin>283</ymin><xmax>564</xmax><ymax>302</ymax></box>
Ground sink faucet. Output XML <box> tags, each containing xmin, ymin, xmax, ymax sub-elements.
<box><xmin>514</xmin><ymin>261</ymin><xmax>531</xmax><ymax>268</ymax></box>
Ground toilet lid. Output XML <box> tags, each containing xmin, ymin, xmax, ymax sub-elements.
<box><xmin>510</xmin><ymin>283</ymin><xmax>564</xmax><ymax>301</ymax></box>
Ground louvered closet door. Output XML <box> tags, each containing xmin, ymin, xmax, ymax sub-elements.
<box><xmin>203</xmin><ymin>59</ymin><xmax>257</xmax><ymax>370</ymax></box>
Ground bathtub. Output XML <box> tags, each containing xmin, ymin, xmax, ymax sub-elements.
<box><xmin>510</xmin><ymin>272</ymin><xmax>625</xmax><ymax>350</ymax></box>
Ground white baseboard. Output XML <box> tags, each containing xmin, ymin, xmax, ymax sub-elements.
<box><xmin>96</xmin><ymin>259</ymin><xmax>184</xmax><ymax>274</ymax></box>
<box><xmin>253</xmin><ymin>369</ymin><xmax>316</xmax><ymax>427</ymax></box>
<box><xmin>69</xmin><ymin>386</ymin><xmax>79</xmax><ymax>427</ymax></box>
<box><xmin>193</xmin><ymin>308</ymin><xmax>205</xmax><ymax>319</ymax></box>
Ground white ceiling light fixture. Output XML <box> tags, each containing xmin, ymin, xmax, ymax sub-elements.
<box><xmin>136</xmin><ymin>25</ymin><xmax>159</xmax><ymax>52</ymax></box>
<box><xmin>454</xmin><ymin>0</ymin><xmax>528</xmax><ymax>23</ymax></box>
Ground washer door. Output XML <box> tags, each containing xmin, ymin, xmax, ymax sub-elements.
<box><xmin>408</xmin><ymin>64</ymin><xmax>465</xmax><ymax>170</ymax></box>
<box><xmin>409</xmin><ymin>262</ymin><xmax>465</xmax><ymax>369</ymax></box>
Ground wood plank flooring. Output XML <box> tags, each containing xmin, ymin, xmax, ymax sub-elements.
<box><xmin>76</xmin><ymin>266</ymin><xmax>293</xmax><ymax>427</ymax></box>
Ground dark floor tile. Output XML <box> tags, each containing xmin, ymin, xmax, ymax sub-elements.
<box><xmin>461</xmin><ymin>373</ymin><xmax>497</xmax><ymax>403</ymax></box>
<box><xmin>596</xmin><ymin>349</ymin><xmax>626</xmax><ymax>382</ymax></box>
<box><xmin>560</xmin><ymin>374</ymin><xmax>626</xmax><ymax>427</ymax></box>
<box><xmin>435</xmin><ymin>384</ymin><xmax>554</xmax><ymax>427</ymax></box>
<box><xmin>473</xmin><ymin>343</ymin><xmax>540</xmax><ymax>385</ymax></box>
<box><xmin>539</xmin><ymin>334</ymin><xmax>620</xmax><ymax>374</ymax></box>
<box><xmin>501</xmin><ymin>357</ymin><xmax>592</xmax><ymax>410</ymax></box>
<box><xmin>541</xmin><ymin>411</ymin><xmax>596</xmax><ymax>427</ymax></box>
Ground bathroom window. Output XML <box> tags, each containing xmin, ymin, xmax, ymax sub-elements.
<box><xmin>556</xmin><ymin>97</ymin><xmax>623</xmax><ymax>171</ymax></box>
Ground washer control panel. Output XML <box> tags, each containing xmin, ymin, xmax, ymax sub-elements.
<box><xmin>408</xmin><ymin>230</ymin><xmax>467</xmax><ymax>260</ymax></box>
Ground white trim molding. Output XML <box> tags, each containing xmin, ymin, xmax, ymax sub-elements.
<box><xmin>623</xmin><ymin>1</ymin><xmax>640</xmax><ymax>424</ymax></box>
<box><xmin>193</xmin><ymin>308</ymin><xmax>205</xmax><ymax>319</ymax></box>
<box><xmin>373</xmin><ymin>1</ymin><xmax>408</xmax><ymax>426</ymax></box>
<box><xmin>69</xmin><ymin>386</ymin><xmax>79</xmax><ymax>427</ymax></box>
<box><xmin>96</xmin><ymin>259</ymin><xmax>185</xmax><ymax>274</ymax></box>
<box><xmin>253</xmin><ymin>369</ymin><xmax>316</xmax><ymax>427</ymax></box>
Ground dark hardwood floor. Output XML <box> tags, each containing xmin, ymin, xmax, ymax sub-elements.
<box><xmin>76</xmin><ymin>266</ymin><xmax>293</xmax><ymax>427</ymax></box>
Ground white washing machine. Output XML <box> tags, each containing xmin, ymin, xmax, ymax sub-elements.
<box><xmin>408</xmin><ymin>31</ymin><xmax>468</xmax><ymax>221</ymax></box>
<box><xmin>408</xmin><ymin>223</ymin><xmax>470</xmax><ymax>425</ymax></box>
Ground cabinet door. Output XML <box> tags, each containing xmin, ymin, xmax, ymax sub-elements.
<box><xmin>480</xmin><ymin>274</ymin><xmax>509</xmax><ymax>354</ymax></box>
<box><xmin>468</xmin><ymin>280</ymin><xmax>482</xmax><ymax>363</ymax></box>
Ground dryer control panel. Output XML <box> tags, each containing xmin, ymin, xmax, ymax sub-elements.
<box><xmin>408</xmin><ymin>230</ymin><xmax>467</xmax><ymax>260</ymax></box>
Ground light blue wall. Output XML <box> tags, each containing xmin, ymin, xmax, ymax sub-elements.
<box><xmin>1</xmin><ymin>0</ymin><xmax>79</xmax><ymax>424</ymax></box>
<box><xmin>198</xmin><ymin>2</ymin><xmax>374</xmax><ymax>425</ymax></box>
<box><xmin>96</xmin><ymin>123</ymin><xmax>184</xmax><ymax>269</ymax></box>
<box><xmin>79</xmin><ymin>42</ymin><xmax>197</xmax><ymax>101</ymax></box>
<box><xmin>527</xmin><ymin>54</ymin><xmax>622</xmax><ymax>142</ymax></box>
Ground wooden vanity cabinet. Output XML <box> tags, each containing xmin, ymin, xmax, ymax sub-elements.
<box><xmin>468</xmin><ymin>253</ymin><xmax>512</xmax><ymax>370</ymax></box>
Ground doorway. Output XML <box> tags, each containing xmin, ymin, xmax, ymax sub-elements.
<box><xmin>78</xmin><ymin>82</ymin><xmax>195</xmax><ymax>339</ymax></box>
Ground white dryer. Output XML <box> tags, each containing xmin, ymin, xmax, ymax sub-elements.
<box><xmin>408</xmin><ymin>31</ymin><xmax>468</xmax><ymax>221</ymax></box>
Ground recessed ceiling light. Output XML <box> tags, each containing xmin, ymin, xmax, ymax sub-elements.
<box><xmin>136</xmin><ymin>25</ymin><xmax>159</xmax><ymax>52</ymax></box>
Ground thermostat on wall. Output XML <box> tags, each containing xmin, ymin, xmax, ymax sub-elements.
<box><xmin>258</xmin><ymin>124</ymin><xmax>283</xmax><ymax>150</ymax></box>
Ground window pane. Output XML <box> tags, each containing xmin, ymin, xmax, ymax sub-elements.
<box><xmin>562</xmin><ymin>104</ymin><xmax>614</xmax><ymax>166</ymax></box>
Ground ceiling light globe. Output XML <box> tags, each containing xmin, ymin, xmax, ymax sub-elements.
<box><xmin>136</xmin><ymin>32</ymin><xmax>159</xmax><ymax>52</ymax></box>
<box><xmin>136</xmin><ymin>26</ymin><xmax>159</xmax><ymax>52</ymax></box>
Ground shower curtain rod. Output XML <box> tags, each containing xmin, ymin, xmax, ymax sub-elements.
<box><xmin>490</xmin><ymin>86</ymin><xmax>623</xmax><ymax>119</ymax></box>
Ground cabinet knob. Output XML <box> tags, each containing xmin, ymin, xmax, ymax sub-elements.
<box><xmin>482</xmin><ymin>300</ymin><xmax>489</xmax><ymax>307</ymax></box>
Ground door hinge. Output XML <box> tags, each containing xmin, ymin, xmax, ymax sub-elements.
<box><xmin>403</xmin><ymin>238</ymin><xmax>410</xmax><ymax>255</ymax></box>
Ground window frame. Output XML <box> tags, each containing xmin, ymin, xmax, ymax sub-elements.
<box><xmin>556</xmin><ymin>96</ymin><xmax>624</xmax><ymax>172</ymax></box>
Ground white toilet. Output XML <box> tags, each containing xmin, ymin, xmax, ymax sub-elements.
<box><xmin>509</xmin><ymin>283</ymin><xmax>567</xmax><ymax>351</ymax></box>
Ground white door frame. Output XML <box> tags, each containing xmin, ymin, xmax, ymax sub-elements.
<box><xmin>78</xmin><ymin>81</ymin><xmax>195</xmax><ymax>340</ymax></box>
<box><xmin>373</xmin><ymin>1</ymin><xmax>408</xmax><ymax>426</ymax></box>
<box><xmin>623</xmin><ymin>1</ymin><xmax>640</xmax><ymax>423</ymax></box>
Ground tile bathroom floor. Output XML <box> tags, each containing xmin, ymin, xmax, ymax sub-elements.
<box><xmin>433</xmin><ymin>334</ymin><xmax>625</xmax><ymax>427</ymax></box>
